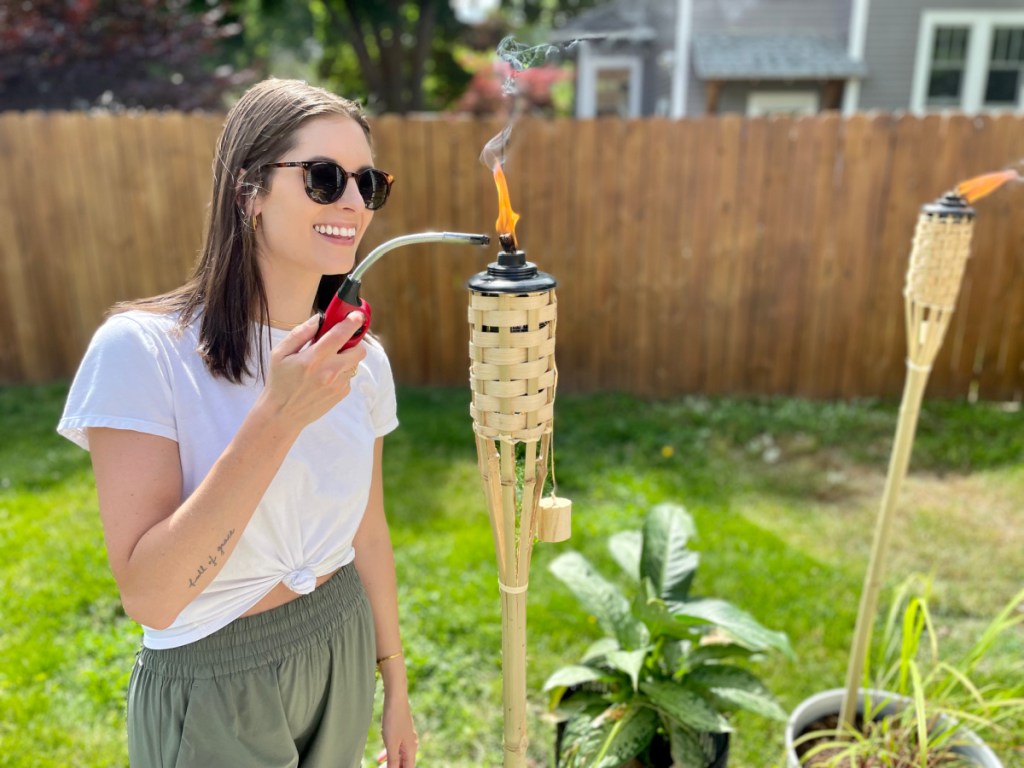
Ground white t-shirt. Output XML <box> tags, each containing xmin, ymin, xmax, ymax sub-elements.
<box><xmin>58</xmin><ymin>310</ymin><xmax>398</xmax><ymax>649</ymax></box>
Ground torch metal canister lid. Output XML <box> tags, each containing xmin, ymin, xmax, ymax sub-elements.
<box><xmin>905</xmin><ymin>192</ymin><xmax>975</xmax><ymax>311</ymax></box>
<box><xmin>466</xmin><ymin>249</ymin><xmax>557</xmax><ymax>294</ymax></box>
<box><xmin>468</xmin><ymin>250</ymin><xmax>557</xmax><ymax>442</ymax></box>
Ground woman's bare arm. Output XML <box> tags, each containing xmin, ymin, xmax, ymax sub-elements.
<box><xmin>354</xmin><ymin>437</ymin><xmax>417</xmax><ymax>766</ymax></box>
<box><xmin>88</xmin><ymin>314</ymin><xmax>366</xmax><ymax>629</ymax></box>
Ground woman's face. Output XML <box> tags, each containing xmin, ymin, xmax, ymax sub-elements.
<box><xmin>254</xmin><ymin>115</ymin><xmax>376</xmax><ymax>281</ymax></box>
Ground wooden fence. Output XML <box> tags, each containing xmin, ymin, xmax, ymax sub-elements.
<box><xmin>1</xmin><ymin>111</ymin><xmax>1023</xmax><ymax>399</ymax></box>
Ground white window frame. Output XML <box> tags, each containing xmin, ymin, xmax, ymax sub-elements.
<box><xmin>576</xmin><ymin>44</ymin><xmax>643</xmax><ymax>118</ymax></box>
<box><xmin>911</xmin><ymin>10</ymin><xmax>1024</xmax><ymax>114</ymax></box>
<box><xmin>747</xmin><ymin>91</ymin><xmax>819</xmax><ymax>117</ymax></box>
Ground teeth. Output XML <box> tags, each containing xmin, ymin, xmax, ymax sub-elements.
<box><xmin>315</xmin><ymin>225</ymin><xmax>356</xmax><ymax>238</ymax></box>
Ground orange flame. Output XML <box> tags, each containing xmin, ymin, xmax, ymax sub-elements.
<box><xmin>955</xmin><ymin>169</ymin><xmax>1020</xmax><ymax>204</ymax></box>
<box><xmin>493</xmin><ymin>162</ymin><xmax>520</xmax><ymax>247</ymax></box>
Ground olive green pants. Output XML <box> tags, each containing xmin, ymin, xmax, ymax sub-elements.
<box><xmin>126</xmin><ymin>564</ymin><xmax>376</xmax><ymax>768</ymax></box>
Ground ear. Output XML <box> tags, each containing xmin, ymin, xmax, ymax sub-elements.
<box><xmin>235</xmin><ymin>168</ymin><xmax>263</xmax><ymax>219</ymax></box>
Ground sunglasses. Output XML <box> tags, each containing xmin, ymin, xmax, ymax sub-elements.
<box><xmin>265</xmin><ymin>161</ymin><xmax>394</xmax><ymax>210</ymax></box>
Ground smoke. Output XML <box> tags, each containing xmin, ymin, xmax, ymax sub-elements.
<box><xmin>478</xmin><ymin>36</ymin><xmax>578</xmax><ymax>171</ymax></box>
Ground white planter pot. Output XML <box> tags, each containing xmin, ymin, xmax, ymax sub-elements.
<box><xmin>784</xmin><ymin>688</ymin><xmax>1003</xmax><ymax>768</ymax></box>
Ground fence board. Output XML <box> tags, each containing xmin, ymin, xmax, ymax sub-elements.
<box><xmin>972</xmin><ymin>116</ymin><xmax>1024</xmax><ymax>399</ymax></box>
<box><xmin>0</xmin><ymin>115</ymin><xmax>37</xmax><ymax>379</ymax></box>
<box><xmin>728</xmin><ymin>117</ymin><xmax>770</xmax><ymax>394</ymax></box>
<box><xmin>866</xmin><ymin>114</ymin><xmax>922</xmax><ymax>397</ymax></box>
<box><xmin>2</xmin><ymin>111</ymin><xmax>1023</xmax><ymax>401</ymax></box>
<box><xmin>702</xmin><ymin>115</ymin><xmax>742</xmax><ymax>395</ymax></box>
<box><xmin>793</xmin><ymin>112</ymin><xmax>840</xmax><ymax>397</ymax></box>
<box><xmin>670</xmin><ymin>118</ymin><xmax>704</xmax><ymax>395</ymax></box>
<box><xmin>637</xmin><ymin>118</ymin><xmax>673</xmax><ymax>397</ymax></box>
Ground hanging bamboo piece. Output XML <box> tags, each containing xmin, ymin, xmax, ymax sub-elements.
<box><xmin>838</xmin><ymin>169</ymin><xmax>1019</xmax><ymax>729</ymax></box>
<box><xmin>468</xmin><ymin>245</ymin><xmax>564</xmax><ymax>767</ymax></box>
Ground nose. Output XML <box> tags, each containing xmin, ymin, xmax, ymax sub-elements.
<box><xmin>338</xmin><ymin>174</ymin><xmax>365</xmax><ymax>209</ymax></box>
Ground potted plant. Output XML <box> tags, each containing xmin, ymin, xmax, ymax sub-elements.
<box><xmin>785</xmin><ymin>576</ymin><xmax>1024</xmax><ymax>767</ymax></box>
<box><xmin>543</xmin><ymin>502</ymin><xmax>793</xmax><ymax>767</ymax></box>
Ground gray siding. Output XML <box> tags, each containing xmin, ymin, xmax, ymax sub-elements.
<box><xmin>858</xmin><ymin>0</ymin><xmax>1024</xmax><ymax>112</ymax></box>
<box><xmin>691</xmin><ymin>0</ymin><xmax>850</xmax><ymax>36</ymax></box>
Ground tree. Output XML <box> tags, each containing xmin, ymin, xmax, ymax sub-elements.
<box><xmin>311</xmin><ymin>0</ymin><xmax>471</xmax><ymax>113</ymax></box>
<box><xmin>0</xmin><ymin>0</ymin><xmax>251</xmax><ymax>111</ymax></box>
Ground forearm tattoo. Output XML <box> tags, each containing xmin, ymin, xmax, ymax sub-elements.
<box><xmin>188</xmin><ymin>528</ymin><xmax>236</xmax><ymax>588</ymax></box>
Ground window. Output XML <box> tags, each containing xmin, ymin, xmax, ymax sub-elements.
<box><xmin>575</xmin><ymin>45</ymin><xmax>643</xmax><ymax>118</ymax></box>
<box><xmin>913</xmin><ymin>11</ymin><xmax>1024</xmax><ymax>113</ymax></box>
<box><xmin>595</xmin><ymin>67</ymin><xmax>636</xmax><ymax>117</ymax></box>
<box><xmin>985</xmin><ymin>27</ymin><xmax>1024</xmax><ymax>106</ymax></box>
<box><xmin>926</xmin><ymin>27</ymin><xmax>969</xmax><ymax>106</ymax></box>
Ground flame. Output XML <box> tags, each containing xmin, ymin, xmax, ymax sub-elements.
<box><xmin>493</xmin><ymin>162</ymin><xmax>520</xmax><ymax>248</ymax></box>
<box><xmin>955</xmin><ymin>169</ymin><xmax>1020</xmax><ymax>204</ymax></box>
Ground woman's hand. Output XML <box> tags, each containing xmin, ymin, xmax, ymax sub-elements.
<box><xmin>379</xmin><ymin>691</ymin><xmax>418</xmax><ymax>767</ymax></box>
<box><xmin>259</xmin><ymin>312</ymin><xmax>367</xmax><ymax>428</ymax></box>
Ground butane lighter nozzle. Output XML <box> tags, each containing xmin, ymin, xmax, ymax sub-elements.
<box><xmin>350</xmin><ymin>231</ymin><xmax>491</xmax><ymax>281</ymax></box>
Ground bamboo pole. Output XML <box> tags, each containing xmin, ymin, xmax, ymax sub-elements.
<box><xmin>839</xmin><ymin>193</ymin><xmax>975</xmax><ymax>729</ymax></box>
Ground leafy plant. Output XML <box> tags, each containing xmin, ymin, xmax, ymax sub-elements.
<box><xmin>795</xmin><ymin>576</ymin><xmax>1024</xmax><ymax>767</ymax></box>
<box><xmin>543</xmin><ymin>503</ymin><xmax>794</xmax><ymax>767</ymax></box>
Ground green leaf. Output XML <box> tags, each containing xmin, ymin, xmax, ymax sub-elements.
<box><xmin>640</xmin><ymin>680</ymin><xmax>732</xmax><ymax>733</ymax></box>
<box><xmin>558</xmin><ymin>704</ymin><xmax>611</xmax><ymax>768</ymax></box>
<box><xmin>583</xmin><ymin>637</ymin><xmax>621</xmax><ymax>662</ymax></box>
<box><xmin>591</xmin><ymin>705</ymin><xmax>660</xmax><ymax>768</ymax></box>
<box><xmin>543</xmin><ymin>664</ymin><xmax>606</xmax><ymax>693</ymax></box>
<box><xmin>667</xmin><ymin>598</ymin><xmax>794</xmax><ymax>657</ymax></box>
<box><xmin>609</xmin><ymin>530</ymin><xmax>642</xmax><ymax>583</ymax></box>
<box><xmin>641</xmin><ymin>503</ymin><xmax>698</xmax><ymax>600</ymax></box>
<box><xmin>687</xmin><ymin>665</ymin><xmax>788</xmax><ymax>721</ymax></box>
<box><xmin>605</xmin><ymin>649</ymin><xmax>649</xmax><ymax>692</ymax></box>
<box><xmin>633</xmin><ymin>591</ymin><xmax>699</xmax><ymax>643</ymax></box>
<box><xmin>667</xmin><ymin>722</ymin><xmax>711</xmax><ymax>767</ymax></box>
<box><xmin>550</xmin><ymin>552</ymin><xmax>649</xmax><ymax>649</ymax></box>
<box><xmin>686</xmin><ymin>642</ymin><xmax>757</xmax><ymax>667</ymax></box>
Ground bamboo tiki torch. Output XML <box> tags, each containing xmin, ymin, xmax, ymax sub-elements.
<box><xmin>468</xmin><ymin>163</ymin><xmax>571</xmax><ymax>767</ymax></box>
<box><xmin>839</xmin><ymin>169</ymin><xmax>1019</xmax><ymax>730</ymax></box>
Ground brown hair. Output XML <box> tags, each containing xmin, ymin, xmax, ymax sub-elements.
<box><xmin>115</xmin><ymin>78</ymin><xmax>371</xmax><ymax>383</ymax></box>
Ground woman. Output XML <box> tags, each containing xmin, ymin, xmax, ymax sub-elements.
<box><xmin>58</xmin><ymin>78</ymin><xmax>416</xmax><ymax>767</ymax></box>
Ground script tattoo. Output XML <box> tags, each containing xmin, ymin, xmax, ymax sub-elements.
<box><xmin>188</xmin><ymin>528</ymin><xmax>236</xmax><ymax>588</ymax></box>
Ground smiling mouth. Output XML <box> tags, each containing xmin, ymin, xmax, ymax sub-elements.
<box><xmin>314</xmin><ymin>224</ymin><xmax>357</xmax><ymax>238</ymax></box>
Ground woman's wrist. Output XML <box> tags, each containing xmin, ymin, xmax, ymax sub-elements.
<box><xmin>247</xmin><ymin>393</ymin><xmax>304</xmax><ymax>444</ymax></box>
<box><xmin>376</xmin><ymin>651</ymin><xmax>403</xmax><ymax>668</ymax></box>
<box><xmin>377</xmin><ymin>652</ymin><xmax>409</xmax><ymax>693</ymax></box>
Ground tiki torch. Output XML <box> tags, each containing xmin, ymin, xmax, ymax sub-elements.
<box><xmin>838</xmin><ymin>169</ymin><xmax>1019</xmax><ymax>730</ymax></box>
<box><xmin>468</xmin><ymin>162</ymin><xmax>571</xmax><ymax>767</ymax></box>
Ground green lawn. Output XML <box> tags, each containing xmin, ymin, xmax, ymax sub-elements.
<box><xmin>1</xmin><ymin>383</ymin><xmax>1022</xmax><ymax>767</ymax></box>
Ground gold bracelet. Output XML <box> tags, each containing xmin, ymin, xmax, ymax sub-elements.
<box><xmin>376</xmin><ymin>651</ymin><xmax>403</xmax><ymax>667</ymax></box>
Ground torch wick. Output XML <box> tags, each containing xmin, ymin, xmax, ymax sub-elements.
<box><xmin>498</xmin><ymin>233</ymin><xmax>517</xmax><ymax>254</ymax></box>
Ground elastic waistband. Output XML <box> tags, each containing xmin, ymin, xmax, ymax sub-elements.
<box><xmin>136</xmin><ymin>563</ymin><xmax>367</xmax><ymax>679</ymax></box>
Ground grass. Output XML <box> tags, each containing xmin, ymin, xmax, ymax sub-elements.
<box><xmin>1</xmin><ymin>383</ymin><xmax>1022</xmax><ymax>767</ymax></box>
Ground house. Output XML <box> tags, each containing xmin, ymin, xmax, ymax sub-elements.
<box><xmin>550</xmin><ymin>0</ymin><xmax>1024</xmax><ymax>118</ymax></box>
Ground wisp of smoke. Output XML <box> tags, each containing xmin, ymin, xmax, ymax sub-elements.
<box><xmin>479</xmin><ymin>36</ymin><xmax>577</xmax><ymax>170</ymax></box>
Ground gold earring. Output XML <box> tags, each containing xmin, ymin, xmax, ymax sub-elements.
<box><xmin>252</xmin><ymin>214</ymin><xmax>260</xmax><ymax>232</ymax></box>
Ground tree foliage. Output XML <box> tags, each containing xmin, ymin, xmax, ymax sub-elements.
<box><xmin>305</xmin><ymin>0</ymin><xmax>599</xmax><ymax>114</ymax></box>
<box><xmin>0</xmin><ymin>0</ymin><xmax>251</xmax><ymax>111</ymax></box>
<box><xmin>309</xmin><ymin>0</ymin><xmax>469</xmax><ymax>113</ymax></box>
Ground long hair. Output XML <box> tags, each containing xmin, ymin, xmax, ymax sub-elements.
<box><xmin>114</xmin><ymin>78</ymin><xmax>371</xmax><ymax>383</ymax></box>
